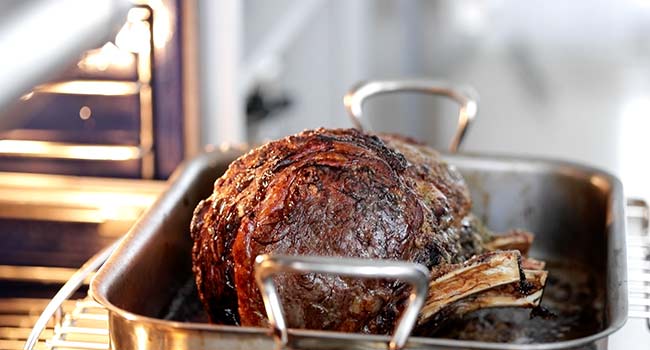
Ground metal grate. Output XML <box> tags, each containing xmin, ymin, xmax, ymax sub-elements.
<box><xmin>0</xmin><ymin>296</ymin><xmax>108</xmax><ymax>350</ymax></box>
<box><xmin>1</xmin><ymin>292</ymin><xmax>110</xmax><ymax>350</ymax></box>
<box><xmin>46</xmin><ymin>298</ymin><xmax>108</xmax><ymax>350</ymax></box>
<box><xmin>0</xmin><ymin>298</ymin><xmax>76</xmax><ymax>350</ymax></box>
<box><xmin>627</xmin><ymin>198</ymin><xmax>650</xmax><ymax>327</ymax></box>
<box><xmin>20</xmin><ymin>242</ymin><xmax>116</xmax><ymax>350</ymax></box>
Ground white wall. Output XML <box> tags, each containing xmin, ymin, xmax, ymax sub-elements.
<box><xmin>198</xmin><ymin>0</ymin><xmax>650</xmax><ymax>198</ymax></box>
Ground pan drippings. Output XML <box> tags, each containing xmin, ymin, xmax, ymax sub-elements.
<box><xmin>164</xmin><ymin>260</ymin><xmax>603</xmax><ymax>344</ymax></box>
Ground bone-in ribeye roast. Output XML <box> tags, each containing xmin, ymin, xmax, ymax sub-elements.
<box><xmin>190</xmin><ymin>128</ymin><xmax>547</xmax><ymax>334</ymax></box>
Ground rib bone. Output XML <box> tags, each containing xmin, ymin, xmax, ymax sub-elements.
<box><xmin>419</xmin><ymin>250</ymin><xmax>523</xmax><ymax>323</ymax></box>
<box><xmin>522</xmin><ymin>257</ymin><xmax>546</xmax><ymax>270</ymax></box>
<box><xmin>416</xmin><ymin>269</ymin><xmax>548</xmax><ymax>332</ymax></box>
<box><xmin>448</xmin><ymin>269</ymin><xmax>548</xmax><ymax>314</ymax></box>
<box><xmin>484</xmin><ymin>230</ymin><xmax>534</xmax><ymax>255</ymax></box>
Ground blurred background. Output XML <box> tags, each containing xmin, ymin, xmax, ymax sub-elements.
<box><xmin>2</xmin><ymin>0</ymin><xmax>649</xmax><ymax>197</ymax></box>
<box><xmin>0</xmin><ymin>0</ymin><xmax>649</xmax><ymax>348</ymax></box>
<box><xmin>231</xmin><ymin>0</ymin><xmax>650</xmax><ymax>201</ymax></box>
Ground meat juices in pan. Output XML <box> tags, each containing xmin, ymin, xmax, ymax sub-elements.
<box><xmin>165</xmin><ymin>261</ymin><xmax>602</xmax><ymax>343</ymax></box>
<box><xmin>190</xmin><ymin>128</ymin><xmax>547</xmax><ymax>333</ymax></box>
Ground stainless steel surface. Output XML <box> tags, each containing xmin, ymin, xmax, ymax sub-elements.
<box><xmin>0</xmin><ymin>0</ymin><xmax>131</xmax><ymax>130</ymax></box>
<box><xmin>90</xmin><ymin>147</ymin><xmax>627</xmax><ymax>350</ymax></box>
<box><xmin>24</xmin><ymin>242</ymin><xmax>118</xmax><ymax>350</ymax></box>
<box><xmin>344</xmin><ymin>79</ymin><xmax>478</xmax><ymax>153</ymax></box>
<box><xmin>254</xmin><ymin>254</ymin><xmax>429</xmax><ymax>350</ymax></box>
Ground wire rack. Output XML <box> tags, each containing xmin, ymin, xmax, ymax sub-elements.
<box><xmin>14</xmin><ymin>200</ymin><xmax>650</xmax><ymax>350</ymax></box>
<box><xmin>45</xmin><ymin>298</ymin><xmax>108</xmax><ymax>350</ymax></box>
<box><xmin>627</xmin><ymin>198</ymin><xmax>650</xmax><ymax>326</ymax></box>
<box><xmin>0</xmin><ymin>298</ymin><xmax>75</xmax><ymax>350</ymax></box>
<box><xmin>18</xmin><ymin>242</ymin><xmax>115</xmax><ymax>350</ymax></box>
<box><xmin>0</xmin><ymin>295</ymin><xmax>108</xmax><ymax>350</ymax></box>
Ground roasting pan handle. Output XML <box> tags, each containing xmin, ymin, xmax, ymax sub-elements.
<box><xmin>344</xmin><ymin>79</ymin><xmax>479</xmax><ymax>153</ymax></box>
<box><xmin>255</xmin><ymin>254</ymin><xmax>429</xmax><ymax>350</ymax></box>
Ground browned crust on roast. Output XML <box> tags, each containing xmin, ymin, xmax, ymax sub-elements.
<box><xmin>190</xmin><ymin>128</ymin><xmax>477</xmax><ymax>332</ymax></box>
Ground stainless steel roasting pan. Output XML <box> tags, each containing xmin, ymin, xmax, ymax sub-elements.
<box><xmin>90</xmin><ymin>80</ymin><xmax>628</xmax><ymax>350</ymax></box>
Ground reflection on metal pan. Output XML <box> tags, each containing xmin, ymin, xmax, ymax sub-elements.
<box><xmin>91</xmin><ymin>147</ymin><xmax>627</xmax><ymax>350</ymax></box>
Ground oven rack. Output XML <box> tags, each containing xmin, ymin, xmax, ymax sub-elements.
<box><xmin>0</xmin><ymin>298</ymin><xmax>76</xmax><ymax>350</ymax></box>
<box><xmin>627</xmin><ymin>198</ymin><xmax>650</xmax><ymax>326</ymax></box>
<box><xmin>1</xmin><ymin>293</ymin><xmax>108</xmax><ymax>350</ymax></box>
<box><xmin>22</xmin><ymin>243</ymin><xmax>115</xmax><ymax>350</ymax></box>
<box><xmin>20</xmin><ymin>200</ymin><xmax>650</xmax><ymax>350</ymax></box>
<box><xmin>42</xmin><ymin>298</ymin><xmax>108</xmax><ymax>350</ymax></box>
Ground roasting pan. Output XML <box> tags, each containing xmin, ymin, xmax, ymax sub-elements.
<box><xmin>90</xmin><ymin>80</ymin><xmax>628</xmax><ymax>350</ymax></box>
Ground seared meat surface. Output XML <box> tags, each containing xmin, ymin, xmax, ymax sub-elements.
<box><xmin>190</xmin><ymin>128</ymin><xmax>545</xmax><ymax>333</ymax></box>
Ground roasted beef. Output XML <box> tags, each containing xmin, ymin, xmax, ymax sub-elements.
<box><xmin>190</xmin><ymin>128</ymin><xmax>546</xmax><ymax>333</ymax></box>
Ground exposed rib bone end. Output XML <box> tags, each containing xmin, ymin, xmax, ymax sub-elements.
<box><xmin>460</xmin><ymin>269</ymin><xmax>548</xmax><ymax>313</ymax></box>
<box><xmin>415</xmin><ymin>269</ymin><xmax>548</xmax><ymax>334</ymax></box>
<box><xmin>484</xmin><ymin>230</ymin><xmax>534</xmax><ymax>255</ymax></box>
<box><xmin>420</xmin><ymin>250</ymin><xmax>522</xmax><ymax>323</ymax></box>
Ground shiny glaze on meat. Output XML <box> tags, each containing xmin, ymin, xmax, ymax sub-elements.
<box><xmin>190</xmin><ymin>128</ymin><xmax>484</xmax><ymax>333</ymax></box>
